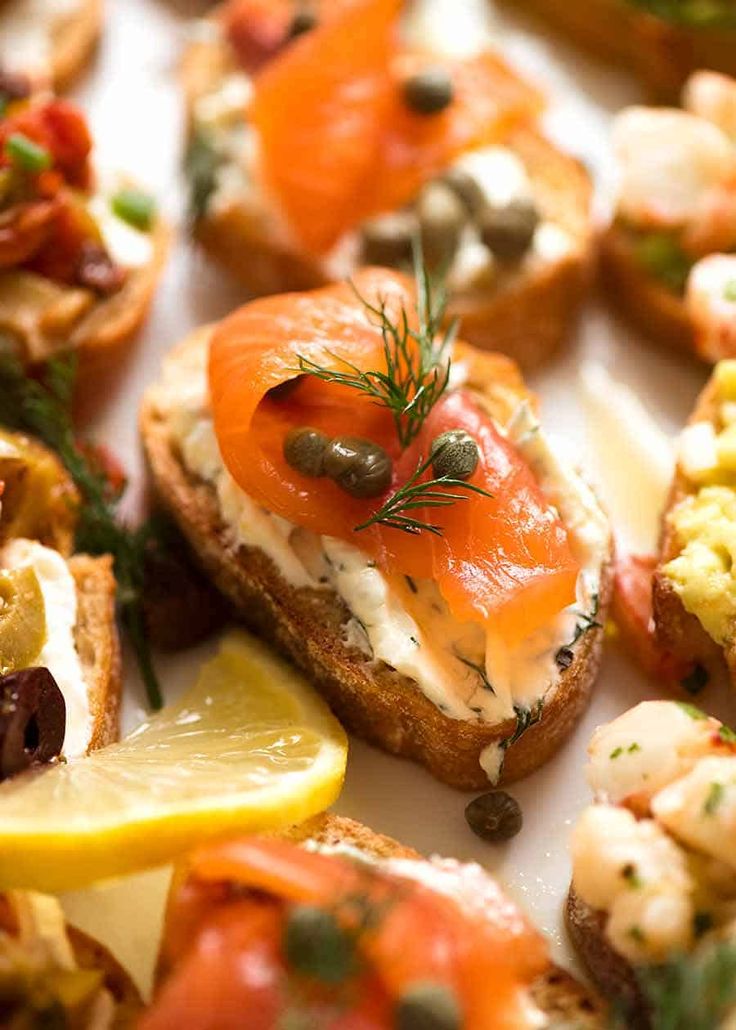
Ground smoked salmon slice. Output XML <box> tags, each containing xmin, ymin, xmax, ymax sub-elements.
<box><xmin>208</xmin><ymin>268</ymin><xmax>579</xmax><ymax>643</ymax></box>
<box><xmin>250</xmin><ymin>0</ymin><xmax>543</xmax><ymax>255</ymax></box>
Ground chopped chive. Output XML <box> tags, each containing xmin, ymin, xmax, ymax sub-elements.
<box><xmin>5</xmin><ymin>132</ymin><xmax>51</xmax><ymax>173</ymax></box>
<box><xmin>111</xmin><ymin>188</ymin><xmax>156</xmax><ymax>231</ymax></box>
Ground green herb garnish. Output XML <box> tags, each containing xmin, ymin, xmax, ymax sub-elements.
<box><xmin>719</xmin><ymin>724</ymin><xmax>736</xmax><ymax>744</ymax></box>
<box><xmin>703</xmin><ymin>781</ymin><xmax>725</xmax><ymax>816</ymax></box>
<box><xmin>631</xmin><ymin>939</ymin><xmax>736</xmax><ymax>1030</ymax></box>
<box><xmin>628</xmin><ymin>0</ymin><xmax>736</xmax><ymax>27</ymax></box>
<box><xmin>111</xmin><ymin>188</ymin><xmax>156</xmax><ymax>232</ymax></box>
<box><xmin>297</xmin><ymin>251</ymin><xmax>455</xmax><ymax>449</ymax></box>
<box><xmin>676</xmin><ymin>701</ymin><xmax>708</xmax><ymax>721</ymax></box>
<box><xmin>185</xmin><ymin>128</ymin><xmax>221</xmax><ymax>224</ymax></box>
<box><xmin>633</xmin><ymin>231</ymin><xmax>692</xmax><ymax>295</ymax></box>
<box><xmin>5</xmin><ymin>132</ymin><xmax>51</xmax><ymax>174</ymax></box>
<box><xmin>353</xmin><ymin>449</ymin><xmax>491</xmax><ymax>536</ymax></box>
<box><xmin>0</xmin><ymin>352</ymin><xmax>164</xmax><ymax>709</ymax></box>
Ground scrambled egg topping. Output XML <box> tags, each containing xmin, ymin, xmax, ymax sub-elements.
<box><xmin>665</xmin><ymin>360</ymin><xmax>736</xmax><ymax>645</ymax></box>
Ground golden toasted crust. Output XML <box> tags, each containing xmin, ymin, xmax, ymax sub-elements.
<box><xmin>141</xmin><ymin>328</ymin><xmax>612</xmax><ymax>790</ymax></box>
<box><xmin>566</xmin><ymin>886</ymin><xmax>648</xmax><ymax>1028</ymax></box>
<box><xmin>508</xmin><ymin>0</ymin><xmax>736</xmax><ymax>96</ymax></box>
<box><xmin>181</xmin><ymin>31</ymin><xmax>593</xmax><ymax>371</ymax></box>
<box><xmin>600</xmin><ymin>225</ymin><xmax>695</xmax><ymax>357</ymax></box>
<box><xmin>48</xmin><ymin>0</ymin><xmax>103</xmax><ymax>91</ymax></box>
<box><xmin>67</xmin><ymin>925</ymin><xmax>142</xmax><ymax>1027</ymax></box>
<box><xmin>653</xmin><ymin>373</ymin><xmax>731</xmax><ymax>683</ymax></box>
<box><xmin>285</xmin><ymin>815</ymin><xmax>605</xmax><ymax>1027</ymax></box>
<box><xmin>68</xmin><ymin>553</ymin><xmax>121</xmax><ymax>752</ymax></box>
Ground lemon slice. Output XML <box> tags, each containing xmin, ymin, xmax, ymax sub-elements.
<box><xmin>0</xmin><ymin>631</ymin><xmax>347</xmax><ymax>892</ymax></box>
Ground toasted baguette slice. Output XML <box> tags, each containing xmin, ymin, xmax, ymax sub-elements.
<box><xmin>652</xmin><ymin>372</ymin><xmax>729</xmax><ymax>683</ymax></box>
<box><xmin>282</xmin><ymin>814</ymin><xmax>606</xmax><ymax>1027</ymax></box>
<box><xmin>566</xmin><ymin>886</ymin><xmax>647</xmax><ymax>1027</ymax></box>
<box><xmin>600</xmin><ymin>224</ymin><xmax>695</xmax><ymax>356</ymax></box>
<box><xmin>141</xmin><ymin>328</ymin><xmax>612</xmax><ymax>790</ymax></box>
<box><xmin>508</xmin><ymin>0</ymin><xmax>736</xmax><ymax>96</ymax></box>
<box><xmin>0</xmin><ymin>0</ymin><xmax>102</xmax><ymax>91</ymax></box>
<box><xmin>182</xmin><ymin>23</ymin><xmax>593</xmax><ymax>370</ymax></box>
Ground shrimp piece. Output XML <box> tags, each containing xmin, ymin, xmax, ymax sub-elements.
<box><xmin>683</xmin><ymin>70</ymin><xmax>736</xmax><ymax>141</ymax></box>
<box><xmin>687</xmin><ymin>254</ymin><xmax>736</xmax><ymax>362</ymax></box>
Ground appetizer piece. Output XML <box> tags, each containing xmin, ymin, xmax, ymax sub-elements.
<box><xmin>654</xmin><ymin>360</ymin><xmax>736</xmax><ymax>686</ymax></box>
<box><xmin>0</xmin><ymin>0</ymin><xmax>102</xmax><ymax>91</ymax></box>
<box><xmin>182</xmin><ymin>0</ymin><xmax>593</xmax><ymax>368</ymax></box>
<box><xmin>142</xmin><ymin>813</ymin><xmax>604</xmax><ymax>1029</ymax></box>
<box><xmin>0</xmin><ymin>631</ymin><xmax>346</xmax><ymax>892</ymax></box>
<box><xmin>142</xmin><ymin>268</ymin><xmax>612</xmax><ymax>789</ymax></box>
<box><xmin>0</xmin><ymin>889</ymin><xmax>141</xmax><ymax>1027</ymax></box>
<box><xmin>509</xmin><ymin>0</ymin><xmax>736</xmax><ymax>96</ymax></box>
<box><xmin>0</xmin><ymin>84</ymin><xmax>167</xmax><ymax>371</ymax></box>
<box><xmin>601</xmin><ymin>71</ymin><xmax>736</xmax><ymax>361</ymax></box>
<box><xmin>0</xmin><ymin>429</ymin><xmax>120</xmax><ymax>775</ymax></box>
<box><xmin>568</xmin><ymin>700</ymin><xmax>736</xmax><ymax>1026</ymax></box>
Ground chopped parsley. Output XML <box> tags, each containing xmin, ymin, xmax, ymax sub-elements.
<box><xmin>676</xmin><ymin>701</ymin><xmax>708</xmax><ymax>721</ymax></box>
<box><xmin>703</xmin><ymin>781</ymin><xmax>725</xmax><ymax>816</ymax></box>
<box><xmin>633</xmin><ymin>231</ymin><xmax>692</xmax><ymax>295</ymax></box>
<box><xmin>719</xmin><ymin>724</ymin><xmax>736</xmax><ymax>745</ymax></box>
<box><xmin>611</xmin><ymin>742</ymin><xmax>642</xmax><ymax>759</ymax></box>
<box><xmin>622</xmin><ymin>863</ymin><xmax>643</xmax><ymax>889</ymax></box>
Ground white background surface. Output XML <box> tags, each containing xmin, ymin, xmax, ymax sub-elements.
<box><xmin>54</xmin><ymin>0</ymin><xmax>736</xmax><ymax>997</ymax></box>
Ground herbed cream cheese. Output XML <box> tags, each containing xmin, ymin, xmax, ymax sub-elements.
<box><xmin>0</xmin><ymin>0</ymin><xmax>80</xmax><ymax>76</ymax></box>
<box><xmin>0</xmin><ymin>538</ymin><xmax>91</xmax><ymax>760</ymax></box>
<box><xmin>153</xmin><ymin>338</ymin><xmax>608</xmax><ymax>781</ymax></box>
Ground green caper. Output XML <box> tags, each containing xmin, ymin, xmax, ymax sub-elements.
<box><xmin>323</xmin><ymin>436</ymin><xmax>393</xmax><ymax>499</ymax></box>
<box><xmin>442</xmin><ymin>167</ymin><xmax>486</xmax><ymax>218</ymax></box>
<box><xmin>430</xmin><ymin>430</ymin><xmax>479</xmax><ymax>481</ymax></box>
<box><xmin>283</xmin><ymin>426</ymin><xmax>330</xmax><ymax>478</ymax></box>
<box><xmin>417</xmin><ymin>181</ymin><xmax>466</xmax><ymax>270</ymax></box>
<box><xmin>403</xmin><ymin>67</ymin><xmax>454</xmax><ymax>116</ymax></box>
<box><xmin>479</xmin><ymin>198</ymin><xmax>540</xmax><ymax>263</ymax></box>
<box><xmin>361</xmin><ymin>211</ymin><xmax>417</xmax><ymax>268</ymax></box>
<box><xmin>283</xmin><ymin>904</ymin><xmax>354</xmax><ymax>984</ymax></box>
<box><xmin>396</xmin><ymin>982</ymin><xmax>462</xmax><ymax>1030</ymax></box>
<box><xmin>465</xmin><ymin>791</ymin><xmax>523</xmax><ymax>842</ymax></box>
<box><xmin>287</xmin><ymin>7</ymin><xmax>317</xmax><ymax>39</ymax></box>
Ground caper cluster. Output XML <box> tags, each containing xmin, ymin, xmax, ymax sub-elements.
<box><xmin>284</xmin><ymin>427</ymin><xmax>393</xmax><ymax>499</ymax></box>
<box><xmin>361</xmin><ymin>162</ymin><xmax>540</xmax><ymax>278</ymax></box>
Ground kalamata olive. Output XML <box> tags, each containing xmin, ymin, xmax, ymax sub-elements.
<box><xmin>283</xmin><ymin>427</ymin><xmax>330</xmax><ymax>478</ymax></box>
<box><xmin>403</xmin><ymin>67</ymin><xmax>454</xmax><ymax>115</ymax></box>
<box><xmin>417</xmin><ymin>181</ymin><xmax>466</xmax><ymax>269</ymax></box>
<box><xmin>479</xmin><ymin>198</ymin><xmax>540</xmax><ymax>262</ymax></box>
<box><xmin>284</xmin><ymin>904</ymin><xmax>354</xmax><ymax>984</ymax></box>
<box><xmin>323</xmin><ymin>436</ymin><xmax>393</xmax><ymax>499</ymax></box>
<box><xmin>288</xmin><ymin>7</ymin><xmax>317</xmax><ymax>39</ymax></box>
<box><xmin>465</xmin><ymin>791</ymin><xmax>523</xmax><ymax>842</ymax></box>
<box><xmin>361</xmin><ymin>211</ymin><xmax>418</xmax><ymax>268</ymax></box>
<box><xmin>396</xmin><ymin>982</ymin><xmax>462</xmax><ymax>1030</ymax></box>
<box><xmin>442</xmin><ymin>167</ymin><xmax>486</xmax><ymax>218</ymax></box>
<box><xmin>0</xmin><ymin>667</ymin><xmax>65</xmax><ymax>781</ymax></box>
<box><xmin>430</xmin><ymin>430</ymin><xmax>479</xmax><ymax>481</ymax></box>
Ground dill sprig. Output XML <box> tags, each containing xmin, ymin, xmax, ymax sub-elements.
<box><xmin>296</xmin><ymin>252</ymin><xmax>456</xmax><ymax>448</ymax></box>
<box><xmin>0</xmin><ymin>351</ymin><xmax>163</xmax><ymax>709</ymax></box>
<box><xmin>354</xmin><ymin>450</ymin><xmax>491</xmax><ymax>536</ymax></box>
<box><xmin>623</xmin><ymin>939</ymin><xmax>736</xmax><ymax>1030</ymax></box>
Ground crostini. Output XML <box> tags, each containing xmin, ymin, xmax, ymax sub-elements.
<box><xmin>142</xmin><ymin>267</ymin><xmax>612</xmax><ymax>789</ymax></box>
<box><xmin>654</xmin><ymin>360</ymin><xmax>736</xmax><ymax>685</ymax></box>
<box><xmin>142</xmin><ymin>813</ymin><xmax>604</xmax><ymax>1029</ymax></box>
<box><xmin>510</xmin><ymin>0</ymin><xmax>736</xmax><ymax>96</ymax></box>
<box><xmin>568</xmin><ymin>700</ymin><xmax>736</xmax><ymax>1026</ymax></box>
<box><xmin>182</xmin><ymin>0</ymin><xmax>593</xmax><ymax>369</ymax></box>
<box><xmin>0</xmin><ymin>0</ymin><xmax>102</xmax><ymax>91</ymax></box>
<box><xmin>0</xmin><ymin>428</ymin><xmax>120</xmax><ymax>776</ymax></box>
<box><xmin>0</xmin><ymin>84</ymin><xmax>167</xmax><ymax>372</ymax></box>
<box><xmin>601</xmin><ymin>70</ymin><xmax>736</xmax><ymax>361</ymax></box>
<box><xmin>0</xmin><ymin>888</ymin><xmax>141</xmax><ymax>1027</ymax></box>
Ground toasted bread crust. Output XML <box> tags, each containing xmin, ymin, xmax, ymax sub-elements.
<box><xmin>285</xmin><ymin>815</ymin><xmax>605</xmax><ymax>1026</ymax></box>
<box><xmin>509</xmin><ymin>0</ymin><xmax>736</xmax><ymax>96</ymax></box>
<box><xmin>49</xmin><ymin>0</ymin><xmax>103</xmax><ymax>91</ymax></box>
<box><xmin>67</xmin><ymin>925</ymin><xmax>142</xmax><ymax>1026</ymax></box>
<box><xmin>69</xmin><ymin>553</ymin><xmax>121</xmax><ymax>752</ymax></box>
<box><xmin>141</xmin><ymin>329</ymin><xmax>612</xmax><ymax>790</ymax></box>
<box><xmin>653</xmin><ymin>373</ymin><xmax>730</xmax><ymax>683</ymax></box>
<box><xmin>182</xmin><ymin>31</ymin><xmax>593</xmax><ymax>370</ymax></box>
<box><xmin>566</xmin><ymin>886</ymin><xmax>648</xmax><ymax>1028</ymax></box>
<box><xmin>600</xmin><ymin>225</ymin><xmax>695</xmax><ymax>357</ymax></box>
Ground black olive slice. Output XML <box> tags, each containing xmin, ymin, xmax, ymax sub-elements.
<box><xmin>0</xmin><ymin>667</ymin><xmax>65</xmax><ymax>781</ymax></box>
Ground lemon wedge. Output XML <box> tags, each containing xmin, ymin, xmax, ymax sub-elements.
<box><xmin>0</xmin><ymin>631</ymin><xmax>347</xmax><ymax>892</ymax></box>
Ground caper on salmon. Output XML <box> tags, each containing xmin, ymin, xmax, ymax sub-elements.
<box><xmin>283</xmin><ymin>426</ymin><xmax>330</xmax><ymax>478</ymax></box>
<box><xmin>323</xmin><ymin>436</ymin><xmax>393</xmax><ymax>499</ymax></box>
<box><xmin>465</xmin><ymin>791</ymin><xmax>523</xmax><ymax>842</ymax></box>
<box><xmin>480</xmin><ymin>197</ymin><xmax>540</xmax><ymax>262</ymax></box>
<box><xmin>360</xmin><ymin>211</ymin><xmax>417</xmax><ymax>268</ymax></box>
<box><xmin>442</xmin><ymin>166</ymin><xmax>486</xmax><ymax>218</ymax></box>
<box><xmin>430</xmin><ymin>430</ymin><xmax>479</xmax><ymax>481</ymax></box>
<box><xmin>0</xmin><ymin>667</ymin><xmax>65</xmax><ymax>781</ymax></box>
<box><xmin>284</xmin><ymin>904</ymin><xmax>354</xmax><ymax>984</ymax></box>
<box><xmin>417</xmin><ymin>181</ymin><xmax>466</xmax><ymax>269</ymax></box>
<box><xmin>403</xmin><ymin>67</ymin><xmax>454</xmax><ymax>116</ymax></box>
<box><xmin>396</xmin><ymin>981</ymin><xmax>462</xmax><ymax>1030</ymax></box>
